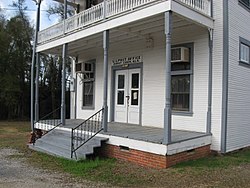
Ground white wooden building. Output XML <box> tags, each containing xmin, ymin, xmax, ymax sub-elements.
<box><xmin>30</xmin><ymin>0</ymin><xmax>250</xmax><ymax>168</ymax></box>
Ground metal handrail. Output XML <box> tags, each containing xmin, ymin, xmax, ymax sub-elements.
<box><xmin>34</xmin><ymin>107</ymin><xmax>61</xmax><ymax>123</ymax></box>
<box><xmin>71</xmin><ymin>108</ymin><xmax>104</xmax><ymax>159</ymax></box>
<box><xmin>34</xmin><ymin>107</ymin><xmax>62</xmax><ymax>141</ymax></box>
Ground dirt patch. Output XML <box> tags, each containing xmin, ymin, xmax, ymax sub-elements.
<box><xmin>0</xmin><ymin>148</ymin><xmax>108</xmax><ymax>188</ymax></box>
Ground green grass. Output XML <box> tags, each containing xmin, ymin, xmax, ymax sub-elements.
<box><xmin>174</xmin><ymin>149</ymin><xmax>250</xmax><ymax>170</ymax></box>
<box><xmin>30</xmin><ymin>152</ymin><xmax>143</xmax><ymax>186</ymax></box>
<box><xmin>1</xmin><ymin>121</ymin><xmax>250</xmax><ymax>187</ymax></box>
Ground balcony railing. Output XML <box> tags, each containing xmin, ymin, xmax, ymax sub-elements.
<box><xmin>38</xmin><ymin>0</ymin><xmax>212</xmax><ymax>44</ymax></box>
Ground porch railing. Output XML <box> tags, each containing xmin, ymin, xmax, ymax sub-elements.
<box><xmin>178</xmin><ymin>0</ymin><xmax>211</xmax><ymax>15</ymax></box>
<box><xmin>71</xmin><ymin>108</ymin><xmax>104</xmax><ymax>159</ymax></box>
<box><xmin>37</xmin><ymin>0</ymin><xmax>212</xmax><ymax>44</ymax></box>
<box><xmin>38</xmin><ymin>22</ymin><xmax>64</xmax><ymax>44</ymax></box>
<box><xmin>34</xmin><ymin>107</ymin><xmax>62</xmax><ymax>135</ymax></box>
<box><xmin>65</xmin><ymin>3</ymin><xmax>104</xmax><ymax>34</ymax></box>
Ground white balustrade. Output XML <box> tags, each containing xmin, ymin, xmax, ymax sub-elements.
<box><xmin>106</xmin><ymin>0</ymin><xmax>157</xmax><ymax>18</ymax></box>
<box><xmin>38</xmin><ymin>22</ymin><xmax>64</xmax><ymax>44</ymax></box>
<box><xmin>178</xmin><ymin>0</ymin><xmax>211</xmax><ymax>16</ymax></box>
<box><xmin>38</xmin><ymin>0</ymin><xmax>212</xmax><ymax>44</ymax></box>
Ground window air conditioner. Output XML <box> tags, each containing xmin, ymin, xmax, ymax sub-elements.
<box><xmin>82</xmin><ymin>62</ymin><xmax>94</xmax><ymax>73</ymax></box>
<box><xmin>75</xmin><ymin>62</ymin><xmax>82</xmax><ymax>73</ymax></box>
<box><xmin>171</xmin><ymin>47</ymin><xmax>190</xmax><ymax>62</ymax></box>
<box><xmin>75</xmin><ymin>62</ymin><xmax>94</xmax><ymax>73</ymax></box>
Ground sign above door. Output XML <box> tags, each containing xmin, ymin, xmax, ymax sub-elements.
<box><xmin>112</xmin><ymin>56</ymin><xmax>143</xmax><ymax>66</ymax></box>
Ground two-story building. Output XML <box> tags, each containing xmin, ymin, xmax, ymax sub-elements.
<box><xmin>29</xmin><ymin>0</ymin><xmax>250</xmax><ymax>168</ymax></box>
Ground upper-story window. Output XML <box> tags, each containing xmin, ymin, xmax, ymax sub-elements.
<box><xmin>239</xmin><ymin>0</ymin><xmax>250</xmax><ymax>9</ymax></box>
<box><xmin>239</xmin><ymin>37</ymin><xmax>250</xmax><ymax>65</ymax></box>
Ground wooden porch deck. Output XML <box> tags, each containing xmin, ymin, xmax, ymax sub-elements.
<box><xmin>58</xmin><ymin>119</ymin><xmax>208</xmax><ymax>145</ymax></box>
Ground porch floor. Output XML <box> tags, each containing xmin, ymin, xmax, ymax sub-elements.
<box><xmin>58</xmin><ymin>119</ymin><xmax>207</xmax><ymax>145</ymax></box>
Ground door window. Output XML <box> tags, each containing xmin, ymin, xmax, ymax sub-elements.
<box><xmin>117</xmin><ymin>75</ymin><xmax>125</xmax><ymax>105</ymax></box>
<box><xmin>131</xmin><ymin>73</ymin><xmax>139</xmax><ymax>106</ymax></box>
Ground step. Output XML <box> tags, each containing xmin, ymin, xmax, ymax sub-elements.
<box><xmin>37</xmin><ymin>134</ymin><xmax>106</xmax><ymax>149</ymax></box>
<box><xmin>35</xmin><ymin>138</ymin><xmax>94</xmax><ymax>155</ymax></box>
<box><xmin>30</xmin><ymin>129</ymin><xmax>109</xmax><ymax>160</ymax></box>
<box><xmin>29</xmin><ymin>143</ymin><xmax>72</xmax><ymax>159</ymax></box>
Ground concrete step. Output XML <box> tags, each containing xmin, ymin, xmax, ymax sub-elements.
<box><xmin>35</xmin><ymin>138</ymin><xmax>94</xmax><ymax>155</ymax></box>
<box><xmin>29</xmin><ymin>128</ymin><xmax>108</xmax><ymax>160</ymax></box>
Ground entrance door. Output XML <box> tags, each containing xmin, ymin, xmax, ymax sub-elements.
<box><xmin>115</xmin><ymin>69</ymin><xmax>140</xmax><ymax>124</ymax></box>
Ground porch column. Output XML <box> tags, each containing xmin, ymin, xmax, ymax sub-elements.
<box><xmin>206</xmin><ymin>29</ymin><xmax>214</xmax><ymax>134</ymax></box>
<box><xmin>61</xmin><ymin>44</ymin><xmax>68</xmax><ymax>126</ymax></box>
<box><xmin>31</xmin><ymin>0</ymin><xmax>41</xmax><ymax>131</ymax></box>
<box><xmin>35</xmin><ymin>52</ymin><xmax>40</xmax><ymax>122</ymax></box>
<box><xmin>163</xmin><ymin>11</ymin><xmax>172</xmax><ymax>144</ymax></box>
<box><xmin>103</xmin><ymin>30</ymin><xmax>109</xmax><ymax>132</ymax></box>
<box><xmin>61</xmin><ymin>0</ymin><xmax>68</xmax><ymax>126</ymax></box>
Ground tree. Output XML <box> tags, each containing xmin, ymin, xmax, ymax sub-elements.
<box><xmin>0</xmin><ymin>0</ymin><xmax>33</xmax><ymax>119</ymax></box>
<box><xmin>47</xmin><ymin>2</ymin><xmax>75</xmax><ymax>20</ymax></box>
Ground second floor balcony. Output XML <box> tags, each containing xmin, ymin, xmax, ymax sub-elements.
<box><xmin>37</xmin><ymin>0</ymin><xmax>213</xmax><ymax>47</ymax></box>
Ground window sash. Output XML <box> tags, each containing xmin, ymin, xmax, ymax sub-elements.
<box><xmin>240</xmin><ymin>43</ymin><xmax>250</xmax><ymax>64</ymax></box>
<box><xmin>171</xmin><ymin>74</ymin><xmax>190</xmax><ymax>112</ymax></box>
<box><xmin>82</xmin><ymin>60</ymin><xmax>95</xmax><ymax>108</ymax></box>
<box><xmin>83</xmin><ymin>81</ymin><xmax>94</xmax><ymax>107</ymax></box>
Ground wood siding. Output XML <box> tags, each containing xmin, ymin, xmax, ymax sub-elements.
<box><xmin>227</xmin><ymin>0</ymin><xmax>250</xmax><ymax>152</ymax></box>
<box><xmin>75</xmin><ymin>25</ymin><xmax>210</xmax><ymax>133</ymax></box>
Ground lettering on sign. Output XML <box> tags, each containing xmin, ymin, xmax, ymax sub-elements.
<box><xmin>112</xmin><ymin>56</ymin><xmax>143</xmax><ymax>66</ymax></box>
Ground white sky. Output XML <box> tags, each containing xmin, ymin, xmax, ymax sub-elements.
<box><xmin>0</xmin><ymin>0</ymin><xmax>59</xmax><ymax>29</ymax></box>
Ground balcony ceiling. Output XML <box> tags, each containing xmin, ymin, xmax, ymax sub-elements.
<box><xmin>42</xmin><ymin>13</ymin><xmax>199</xmax><ymax>56</ymax></box>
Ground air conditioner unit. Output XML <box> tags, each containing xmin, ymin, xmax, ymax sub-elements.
<box><xmin>75</xmin><ymin>62</ymin><xmax>82</xmax><ymax>73</ymax></box>
<box><xmin>75</xmin><ymin>62</ymin><xmax>94</xmax><ymax>73</ymax></box>
<box><xmin>171</xmin><ymin>47</ymin><xmax>189</xmax><ymax>62</ymax></box>
<box><xmin>82</xmin><ymin>62</ymin><xmax>94</xmax><ymax>73</ymax></box>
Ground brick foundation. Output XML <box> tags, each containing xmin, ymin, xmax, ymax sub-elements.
<box><xmin>97</xmin><ymin>144</ymin><xmax>211</xmax><ymax>169</ymax></box>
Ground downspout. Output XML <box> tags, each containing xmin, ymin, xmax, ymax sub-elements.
<box><xmin>221</xmin><ymin>0</ymin><xmax>229</xmax><ymax>153</ymax></box>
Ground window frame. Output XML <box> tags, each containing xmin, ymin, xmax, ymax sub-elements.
<box><xmin>81</xmin><ymin>59</ymin><xmax>96</xmax><ymax>110</ymax></box>
<box><xmin>239</xmin><ymin>0</ymin><xmax>250</xmax><ymax>11</ymax></box>
<box><xmin>239</xmin><ymin>37</ymin><xmax>250</xmax><ymax>67</ymax></box>
<box><xmin>171</xmin><ymin>43</ymin><xmax>194</xmax><ymax>115</ymax></box>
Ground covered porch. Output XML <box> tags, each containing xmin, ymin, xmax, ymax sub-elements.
<box><xmin>30</xmin><ymin>0</ymin><xmax>214</xmax><ymax>168</ymax></box>
<box><xmin>33</xmin><ymin>119</ymin><xmax>211</xmax><ymax>168</ymax></box>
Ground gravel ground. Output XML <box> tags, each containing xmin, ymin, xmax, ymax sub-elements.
<box><xmin>0</xmin><ymin>148</ymin><xmax>107</xmax><ymax>188</ymax></box>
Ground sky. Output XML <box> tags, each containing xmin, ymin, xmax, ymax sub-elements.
<box><xmin>0</xmin><ymin>0</ymin><xmax>59</xmax><ymax>30</ymax></box>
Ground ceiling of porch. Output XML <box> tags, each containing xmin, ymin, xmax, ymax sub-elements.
<box><xmin>41</xmin><ymin>12</ymin><xmax>205</xmax><ymax>56</ymax></box>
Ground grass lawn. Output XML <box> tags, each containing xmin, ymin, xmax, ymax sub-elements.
<box><xmin>0</xmin><ymin>121</ymin><xmax>250</xmax><ymax>187</ymax></box>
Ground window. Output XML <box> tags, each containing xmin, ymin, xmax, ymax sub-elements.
<box><xmin>171</xmin><ymin>45</ymin><xmax>192</xmax><ymax>112</ymax></box>
<box><xmin>239</xmin><ymin>0</ymin><xmax>250</xmax><ymax>9</ymax></box>
<box><xmin>82</xmin><ymin>60</ymin><xmax>95</xmax><ymax>108</ymax></box>
<box><xmin>239</xmin><ymin>37</ymin><xmax>250</xmax><ymax>65</ymax></box>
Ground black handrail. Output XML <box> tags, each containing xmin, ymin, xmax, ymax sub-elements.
<box><xmin>71</xmin><ymin>108</ymin><xmax>104</xmax><ymax>159</ymax></box>
<box><xmin>34</xmin><ymin>107</ymin><xmax>62</xmax><ymax>141</ymax></box>
<box><xmin>34</xmin><ymin>107</ymin><xmax>61</xmax><ymax>124</ymax></box>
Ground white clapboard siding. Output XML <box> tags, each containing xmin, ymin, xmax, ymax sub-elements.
<box><xmin>74</xmin><ymin>2</ymin><xmax>225</xmax><ymax>151</ymax></box>
<box><xmin>76</xmin><ymin>26</ymin><xmax>210</xmax><ymax>131</ymax></box>
<box><xmin>226</xmin><ymin>0</ymin><xmax>250</xmax><ymax>152</ymax></box>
